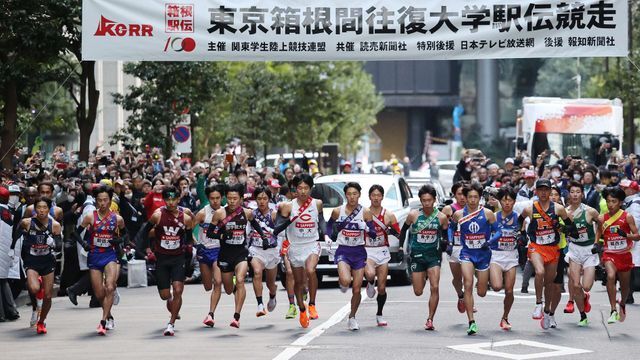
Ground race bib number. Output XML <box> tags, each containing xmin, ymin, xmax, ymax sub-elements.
<box><xmin>368</xmin><ymin>232</ymin><xmax>385</xmax><ymax>247</ymax></box>
<box><xmin>30</xmin><ymin>244</ymin><xmax>50</xmax><ymax>256</ymax></box>
<box><xmin>498</xmin><ymin>230</ymin><xmax>516</xmax><ymax>251</ymax></box>
<box><xmin>535</xmin><ymin>229</ymin><xmax>555</xmax><ymax>245</ymax></box>
<box><xmin>465</xmin><ymin>234</ymin><xmax>485</xmax><ymax>249</ymax></box>
<box><xmin>226</xmin><ymin>229</ymin><xmax>246</xmax><ymax>245</ymax></box>
<box><xmin>94</xmin><ymin>234</ymin><xmax>112</xmax><ymax>248</ymax></box>
<box><xmin>340</xmin><ymin>229</ymin><xmax>363</xmax><ymax>246</ymax></box>
<box><xmin>417</xmin><ymin>229</ymin><xmax>437</xmax><ymax>244</ymax></box>
<box><xmin>295</xmin><ymin>222</ymin><xmax>316</xmax><ymax>238</ymax></box>
<box><xmin>608</xmin><ymin>239</ymin><xmax>628</xmax><ymax>251</ymax></box>
<box><xmin>161</xmin><ymin>238</ymin><xmax>181</xmax><ymax>250</ymax></box>
<box><xmin>574</xmin><ymin>227</ymin><xmax>590</xmax><ymax>243</ymax></box>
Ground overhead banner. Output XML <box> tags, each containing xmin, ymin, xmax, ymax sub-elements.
<box><xmin>82</xmin><ymin>0</ymin><xmax>628</xmax><ymax>61</ymax></box>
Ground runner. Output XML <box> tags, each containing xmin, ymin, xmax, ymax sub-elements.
<box><xmin>10</xmin><ymin>197</ymin><xmax>62</xmax><ymax>334</ymax></box>
<box><xmin>400</xmin><ymin>184</ymin><xmax>448</xmax><ymax>331</ymax></box>
<box><xmin>364</xmin><ymin>184</ymin><xmax>400</xmax><ymax>327</ymax></box>
<box><xmin>73</xmin><ymin>185</ymin><xmax>126</xmax><ymax>335</ymax></box>
<box><xmin>441</xmin><ymin>181</ymin><xmax>469</xmax><ymax>314</ymax></box>
<box><xmin>595</xmin><ymin>186</ymin><xmax>640</xmax><ymax>324</ymax></box>
<box><xmin>194</xmin><ymin>184</ymin><xmax>225</xmax><ymax>327</ymax></box>
<box><xmin>280</xmin><ymin>180</ymin><xmax>300</xmax><ymax>320</ymax></box>
<box><xmin>564</xmin><ymin>181</ymin><xmax>600</xmax><ymax>327</ymax></box>
<box><xmin>490</xmin><ymin>186</ymin><xmax>524</xmax><ymax>331</ymax></box>
<box><xmin>137</xmin><ymin>185</ymin><xmax>194</xmax><ymax>336</ymax></box>
<box><xmin>273</xmin><ymin>174</ymin><xmax>325</xmax><ymax>328</ymax></box>
<box><xmin>207</xmin><ymin>183</ymin><xmax>269</xmax><ymax>328</ymax></box>
<box><xmin>248</xmin><ymin>186</ymin><xmax>280</xmax><ymax>318</ymax></box>
<box><xmin>327</xmin><ymin>182</ymin><xmax>376</xmax><ymax>330</ymax></box>
<box><xmin>519</xmin><ymin>178</ymin><xmax>578</xmax><ymax>330</ymax></box>
<box><xmin>547</xmin><ymin>185</ymin><xmax>570</xmax><ymax>329</ymax></box>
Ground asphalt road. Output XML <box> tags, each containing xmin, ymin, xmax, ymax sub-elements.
<box><xmin>1</xmin><ymin>267</ymin><xmax>638</xmax><ymax>360</ymax></box>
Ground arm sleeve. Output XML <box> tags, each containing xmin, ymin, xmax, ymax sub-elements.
<box><xmin>249</xmin><ymin>218</ymin><xmax>267</xmax><ymax>238</ymax></box>
<box><xmin>447</xmin><ymin>220</ymin><xmax>457</xmax><ymax>244</ymax></box>
<box><xmin>196</xmin><ymin>174</ymin><xmax>208</xmax><ymax>208</ymax></box>
<box><xmin>72</xmin><ymin>225</ymin><xmax>90</xmax><ymax>250</ymax></box>
<box><xmin>388</xmin><ymin>222</ymin><xmax>401</xmax><ymax>237</ymax></box>
<box><xmin>366</xmin><ymin>221</ymin><xmax>377</xmax><ymax>239</ymax></box>
<box><xmin>272</xmin><ymin>213</ymin><xmax>292</xmax><ymax>236</ymax></box>
<box><xmin>11</xmin><ymin>225</ymin><xmax>24</xmax><ymax>250</ymax></box>
<box><xmin>326</xmin><ymin>217</ymin><xmax>337</xmax><ymax>241</ymax></box>
<box><xmin>317</xmin><ymin>212</ymin><xmax>326</xmax><ymax>241</ymax></box>
<box><xmin>52</xmin><ymin>234</ymin><xmax>63</xmax><ymax>252</ymax></box>
<box><xmin>184</xmin><ymin>228</ymin><xmax>194</xmax><ymax>245</ymax></box>
<box><xmin>399</xmin><ymin>223</ymin><xmax>411</xmax><ymax>248</ymax></box>
<box><xmin>135</xmin><ymin>221</ymin><xmax>154</xmax><ymax>250</ymax></box>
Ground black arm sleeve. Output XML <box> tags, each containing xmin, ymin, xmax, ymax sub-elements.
<box><xmin>399</xmin><ymin>223</ymin><xmax>411</xmax><ymax>248</ymax></box>
<box><xmin>184</xmin><ymin>228</ymin><xmax>194</xmax><ymax>245</ymax></box>
<box><xmin>52</xmin><ymin>234</ymin><xmax>63</xmax><ymax>252</ymax></box>
<box><xmin>272</xmin><ymin>213</ymin><xmax>292</xmax><ymax>236</ymax></box>
<box><xmin>11</xmin><ymin>225</ymin><xmax>24</xmax><ymax>250</ymax></box>
<box><xmin>72</xmin><ymin>225</ymin><xmax>90</xmax><ymax>250</ymax></box>
<box><xmin>317</xmin><ymin>212</ymin><xmax>326</xmax><ymax>241</ymax></box>
<box><xmin>135</xmin><ymin>221</ymin><xmax>154</xmax><ymax>250</ymax></box>
<box><xmin>250</xmin><ymin>218</ymin><xmax>267</xmax><ymax>238</ymax></box>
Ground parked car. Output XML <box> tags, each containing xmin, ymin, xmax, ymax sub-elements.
<box><xmin>298</xmin><ymin>174</ymin><xmax>415</xmax><ymax>285</ymax></box>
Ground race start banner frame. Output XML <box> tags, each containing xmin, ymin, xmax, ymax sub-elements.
<box><xmin>82</xmin><ymin>0</ymin><xmax>628</xmax><ymax>61</ymax></box>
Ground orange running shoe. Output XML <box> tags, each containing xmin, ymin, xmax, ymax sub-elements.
<box><xmin>308</xmin><ymin>305</ymin><xmax>318</xmax><ymax>320</ymax></box>
<box><xmin>36</xmin><ymin>322</ymin><xmax>47</xmax><ymax>335</ymax></box>
<box><xmin>299</xmin><ymin>310</ymin><xmax>310</xmax><ymax>328</ymax></box>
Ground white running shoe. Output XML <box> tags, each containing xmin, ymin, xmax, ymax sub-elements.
<box><xmin>267</xmin><ymin>296</ymin><xmax>277</xmax><ymax>312</ymax></box>
<box><xmin>348</xmin><ymin>317</ymin><xmax>360</xmax><ymax>331</ymax></box>
<box><xmin>541</xmin><ymin>313</ymin><xmax>551</xmax><ymax>329</ymax></box>
<box><xmin>549</xmin><ymin>315</ymin><xmax>557</xmax><ymax>329</ymax></box>
<box><xmin>532</xmin><ymin>303</ymin><xmax>543</xmax><ymax>319</ymax></box>
<box><xmin>376</xmin><ymin>315</ymin><xmax>388</xmax><ymax>327</ymax></box>
<box><xmin>114</xmin><ymin>289</ymin><xmax>120</xmax><ymax>306</ymax></box>
<box><xmin>366</xmin><ymin>282</ymin><xmax>376</xmax><ymax>299</ymax></box>
<box><xmin>340</xmin><ymin>285</ymin><xmax>349</xmax><ymax>294</ymax></box>
<box><xmin>106</xmin><ymin>317</ymin><xmax>115</xmax><ymax>330</ymax></box>
<box><xmin>30</xmin><ymin>310</ymin><xmax>38</xmax><ymax>327</ymax></box>
<box><xmin>163</xmin><ymin>323</ymin><xmax>175</xmax><ymax>336</ymax></box>
<box><xmin>256</xmin><ymin>303</ymin><xmax>267</xmax><ymax>317</ymax></box>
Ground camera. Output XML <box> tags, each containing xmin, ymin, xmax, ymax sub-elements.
<box><xmin>246</xmin><ymin>157</ymin><xmax>257</xmax><ymax>167</ymax></box>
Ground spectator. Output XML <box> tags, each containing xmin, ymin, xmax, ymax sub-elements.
<box><xmin>516</xmin><ymin>170</ymin><xmax>536</xmax><ymax>202</ymax></box>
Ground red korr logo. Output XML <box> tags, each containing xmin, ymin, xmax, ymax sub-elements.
<box><xmin>94</xmin><ymin>15</ymin><xmax>153</xmax><ymax>37</ymax></box>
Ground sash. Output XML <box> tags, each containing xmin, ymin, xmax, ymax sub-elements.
<box><xmin>290</xmin><ymin>196</ymin><xmax>313</xmax><ymax>223</ymax></box>
<box><xmin>336</xmin><ymin>204</ymin><xmax>363</xmax><ymax>233</ymax></box>
<box><xmin>459</xmin><ymin>208</ymin><xmax>483</xmax><ymax>225</ymax></box>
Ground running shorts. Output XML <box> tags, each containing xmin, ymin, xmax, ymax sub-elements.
<box><xmin>218</xmin><ymin>247</ymin><xmax>249</xmax><ymax>273</ymax></box>
<box><xmin>528</xmin><ymin>242</ymin><xmax>560</xmax><ymax>265</ymax></box>
<box><xmin>459</xmin><ymin>248</ymin><xmax>491</xmax><ymax>271</ymax></box>
<box><xmin>447</xmin><ymin>245</ymin><xmax>462</xmax><ymax>263</ymax></box>
<box><xmin>288</xmin><ymin>242</ymin><xmax>321</xmax><ymax>268</ymax></box>
<box><xmin>87</xmin><ymin>250</ymin><xmax>118</xmax><ymax>271</ymax></box>
<box><xmin>565</xmin><ymin>242</ymin><xmax>599</xmax><ymax>269</ymax></box>
<box><xmin>366</xmin><ymin>246</ymin><xmax>391</xmax><ymax>266</ymax></box>
<box><xmin>249</xmin><ymin>246</ymin><xmax>280</xmax><ymax>270</ymax></box>
<box><xmin>196</xmin><ymin>246</ymin><xmax>220</xmax><ymax>267</ymax></box>
<box><xmin>155</xmin><ymin>254</ymin><xmax>186</xmax><ymax>290</ymax></box>
<box><xmin>602</xmin><ymin>251</ymin><xmax>634</xmax><ymax>273</ymax></box>
<box><xmin>23</xmin><ymin>255</ymin><xmax>56</xmax><ymax>276</ymax></box>
<box><xmin>410</xmin><ymin>249</ymin><xmax>441</xmax><ymax>273</ymax></box>
<box><xmin>490</xmin><ymin>249</ymin><xmax>519</xmax><ymax>271</ymax></box>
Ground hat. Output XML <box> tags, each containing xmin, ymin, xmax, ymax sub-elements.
<box><xmin>524</xmin><ymin>170</ymin><xmax>536</xmax><ymax>179</ymax></box>
<box><xmin>390</xmin><ymin>159</ymin><xmax>398</xmax><ymax>165</ymax></box>
<box><xmin>344</xmin><ymin>161</ymin><xmax>352</xmax><ymax>167</ymax></box>
<box><xmin>308</xmin><ymin>159</ymin><xmax>318</xmax><ymax>166</ymax></box>
<box><xmin>504</xmin><ymin>157</ymin><xmax>514</xmax><ymax>164</ymax></box>
<box><xmin>8</xmin><ymin>185</ymin><xmax>20</xmax><ymax>193</ymax></box>
<box><xmin>0</xmin><ymin>187</ymin><xmax>9</xmax><ymax>199</ymax></box>
<box><xmin>114</xmin><ymin>179</ymin><xmax>124</xmax><ymax>186</ymax></box>
<box><xmin>268</xmin><ymin>179</ymin><xmax>281</xmax><ymax>188</ymax></box>
<box><xmin>100</xmin><ymin>179</ymin><xmax>113</xmax><ymax>187</ymax></box>
<box><xmin>535</xmin><ymin>178</ymin><xmax>552</xmax><ymax>188</ymax></box>
<box><xmin>620</xmin><ymin>179</ymin><xmax>640</xmax><ymax>191</ymax></box>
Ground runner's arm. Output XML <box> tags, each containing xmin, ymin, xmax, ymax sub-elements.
<box><xmin>272</xmin><ymin>212</ymin><xmax>291</xmax><ymax>236</ymax></box>
<box><xmin>10</xmin><ymin>220</ymin><xmax>26</xmax><ymax>250</ymax></box>
<box><xmin>317</xmin><ymin>211</ymin><xmax>326</xmax><ymax>242</ymax></box>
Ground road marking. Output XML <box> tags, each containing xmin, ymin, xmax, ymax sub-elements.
<box><xmin>485</xmin><ymin>291</ymin><xmax>567</xmax><ymax>300</ymax></box>
<box><xmin>272</xmin><ymin>302</ymin><xmax>351</xmax><ymax>360</ymax></box>
<box><xmin>448</xmin><ymin>339</ymin><xmax>592</xmax><ymax>359</ymax></box>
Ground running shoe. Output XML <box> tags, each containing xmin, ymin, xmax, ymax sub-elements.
<box><xmin>230</xmin><ymin>319</ymin><xmax>240</xmax><ymax>328</ymax></box>
<box><xmin>457</xmin><ymin>297</ymin><xmax>465</xmax><ymax>313</ymax></box>
<box><xmin>97</xmin><ymin>321</ymin><xmax>107</xmax><ymax>336</ymax></box>
<box><xmin>203</xmin><ymin>314</ymin><xmax>215</xmax><ymax>327</ymax></box>
<box><xmin>256</xmin><ymin>304</ymin><xmax>267</xmax><ymax>317</ymax></box>
<box><xmin>618</xmin><ymin>300</ymin><xmax>626</xmax><ymax>323</ymax></box>
<box><xmin>113</xmin><ymin>289</ymin><xmax>121</xmax><ymax>306</ymax></box>
<box><xmin>308</xmin><ymin>304</ymin><xmax>318</xmax><ymax>320</ymax></box>
<box><xmin>105</xmin><ymin>316</ymin><xmax>115</xmax><ymax>330</ymax></box>
<box><xmin>339</xmin><ymin>285</ymin><xmax>349</xmax><ymax>293</ymax></box>
<box><xmin>299</xmin><ymin>310</ymin><xmax>310</xmax><ymax>328</ymax></box>
<box><xmin>286</xmin><ymin>304</ymin><xmax>297</xmax><ymax>319</ymax></box>
<box><xmin>163</xmin><ymin>323</ymin><xmax>175</xmax><ymax>336</ymax></box>
<box><xmin>36</xmin><ymin>322</ymin><xmax>47</xmax><ymax>335</ymax></box>
<box><xmin>549</xmin><ymin>315</ymin><xmax>557</xmax><ymax>328</ymax></box>
<box><xmin>467</xmin><ymin>322</ymin><xmax>478</xmax><ymax>335</ymax></box>
<box><xmin>30</xmin><ymin>310</ymin><xmax>38</xmax><ymax>327</ymax></box>
<box><xmin>376</xmin><ymin>315</ymin><xmax>387</xmax><ymax>327</ymax></box>
<box><xmin>473</xmin><ymin>306</ymin><xmax>478</xmax><ymax>313</ymax></box>
<box><xmin>348</xmin><ymin>317</ymin><xmax>359</xmax><ymax>331</ymax></box>
<box><xmin>267</xmin><ymin>296</ymin><xmax>277</xmax><ymax>312</ymax></box>
<box><xmin>578</xmin><ymin>318</ymin><xmax>589</xmax><ymax>327</ymax></box>
<box><xmin>532</xmin><ymin>303</ymin><xmax>544</xmax><ymax>320</ymax></box>
<box><xmin>541</xmin><ymin>313</ymin><xmax>551</xmax><ymax>329</ymax></box>
<box><xmin>366</xmin><ymin>282</ymin><xmax>376</xmax><ymax>299</ymax></box>
<box><xmin>584</xmin><ymin>292</ymin><xmax>591</xmax><ymax>313</ymax></box>
<box><xmin>424</xmin><ymin>319</ymin><xmax>434</xmax><ymax>331</ymax></box>
<box><xmin>564</xmin><ymin>300</ymin><xmax>574</xmax><ymax>314</ymax></box>
<box><xmin>607</xmin><ymin>310</ymin><xmax>619</xmax><ymax>324</ymax></box>
<box><xmin>500</xmin><ymin>318</ymin><xmax>511</xmax><ymax>331</ymax></box>
<box><xmin>66</xmin><ymin>287</ymin><xmax>78</xmax><ymax>306</ymax></box>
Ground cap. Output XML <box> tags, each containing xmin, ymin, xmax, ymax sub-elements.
<box><xmin>391</xmin><ymin>159</ymin><xmax>398</xmax><ymax>165</ymax></box>
<box><xmin>100</xmin><ymin>179</ymin><xmax>113</xmax><ymax>187</ymax></box>
<box><xmin>308</xmin><ymin>159</ymin><xmax>318</xmax><ymax>166</ymax></box>
<box><xmin>8</xmin><ymin>184</ymin><xmax>20</xmax><ymax>193</ymax></box>
<box><xmin>114</xmin><ymin>179</ymin><xmax>124</xmax><ymax>186</ymax></box>
<box><xmin>524</xmin><ymin>170</ymin><xmax>536</xmax><ymax>179</ymax></box>
<box><xmin>268</xmin><ymin>179</ymin><xmax>281</xmax><ymax>188</ymax></box>
<box><xmin>0</xmin><ymin>187</ymin><xmax>9</xmax><ymax>199</ymax></box>
<box><xmin>344</xmin><ymin>161</ymin><xmax>352</xmax><ymax>167</ymax></box>
<box><xmin>620</xmin><ymin>179</ymin><xmax>640</xmax><ymax>191</ymax></box>
<box><xmin>356</xmin><ymin>159</ymin><xmax>362</xmax><ymax>164</ymax></box>
<box><xmin>535</xmin><ymin>178</ymin><xmax>552</xmax><ymax>188</ymax></box>
<box><xmin>505</xmin><ymin>157</ymin><xmax>514</xmax><ymax>164</ymax></box>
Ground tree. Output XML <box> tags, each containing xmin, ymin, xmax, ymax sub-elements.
<box><xmin>112</xmin><ymin>62</ymin><xmax>226</xmax><ymax>157</ymax></box>
<box><xmin>0</xmin><ymin>1</ymin><xmax>75</xmax><ymax>169</ymax></box>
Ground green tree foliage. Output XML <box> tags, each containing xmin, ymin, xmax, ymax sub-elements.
<box><xmin>112</xmin><ymin>62</ymin><xmax>227</xmax><ymax>157</ymax></box>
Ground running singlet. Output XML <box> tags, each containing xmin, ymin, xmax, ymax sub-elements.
<box><xmin>567</xmin><ymin>204</ymin><xmax>595</xmax><ymax>246</ymax></box>
<box><xmin>450</xmin><ymin>203</ymin><xmax>463</xmax><ymax>246</ymax></box>
<box><xmin>527</xmin><ymin>202</ymin><xmax>560</xmax><ymax>246</ymax></box>
<box><xmin>23</xmin><ymin>218</ymin><xmax>54</xmax><ymax>257</ymax></box>
<box><xmin>335</xmin><ymin>205</ymin><xmax>365</xmax><ymax>247</ymax></box>
<box><xmin>220</xmin><ymin>206</ymin><xmax>248</xmax><ymax>248</ymax></box>
<box><xmin>603</xmin><ymin>210</ymin><xmax>632</xmax><ymax>254</ymax></box>
<box><xmin>366</xmin><ymin>209</ymin><xmax>389</xmax><ymax>247</ymax></box>
<box><xmin>493</xmin><ymin>211</ymin><xmax>519</xmax><ymax>251</ymax></box>
<box><xmin>89</xmin><ymin>210</ymin><xmax>118</xmax><ymax>253</ymax></box>
<box><xmin>286</xmin><ymin>198</ymin><xmax>319</xmax><ymax>245</ymax></box>
<box><xmin>250</xmin><ymin>208</ymin><xmax>276</xmax><ymax>248</ymax></box>
<box><xmin>197</xmin><ymin>206</ymin><xmax>220</xmax><ymax>249</ymax></box>
<box><xmin>409</xmin><ymin>209</ymin><xmax>441</xmax><ymax>253</ymax></box>
<box><xmin>153</xmin><ymin>207</ymin><xmax>186</xmax><ymax>256</ymax></box>
<box><xmin>460</xmin><ymin>207</ymin><xmax>491</xmax><ymax>250</ymax></box>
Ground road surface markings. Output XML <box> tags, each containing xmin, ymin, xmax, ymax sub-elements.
<box><xmin>448</xmin><ymin>339</ymin><xmax>592</xmax><ymax>359</ymax></box>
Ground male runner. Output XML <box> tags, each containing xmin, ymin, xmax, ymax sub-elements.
<box><xmin>73</xmin><ymin>185</ymin><xmax>126</xmax><ymax>335</ymax></box>
<box><xmin>10</xmin><ymin>197</ymin><xmax>62</xmax><ymax>334</ymax></box>
<box><xmin>137</xmin><ymin>186</ymin><xmax>194</xmax><ymax>336</ymax></box>
<box><xmin>401</xmin><ymin>184</ymin><xmax>448</xmax><ymax>331</ymax></box>
<box><xmin>364</xmin><ymin>184</ymin><xmax>400</xmax><ymax>326</ymax></box>
<box><xmin>327</xmin><ymin>182</ymin><xmax>376</xmax><ymax>330</ymax></box>
<box><xmin>441</xmin><ymin>182</ymin><xmax>468</xmax><ymax>314</ymax></box>
<box><xmin>194</xmin><ymin>184</ymin><xmax>224</xmax><ymax>327</ymax></box>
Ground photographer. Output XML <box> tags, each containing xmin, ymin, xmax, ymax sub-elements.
<box><xmin>453</xmin><ymin>149</ymin><xmax>485</xmax><ymax>183</ymax></box>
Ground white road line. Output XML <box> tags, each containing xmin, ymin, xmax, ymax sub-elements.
<box><xmin>448</xmin><ymin>339</ymin><xmax>592</xmax><ymax>359</ymax></box>
<box><xmin>272</xmin><ymin>302</ymin><xmax>352</xmax><ymax>360</ymax></box>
